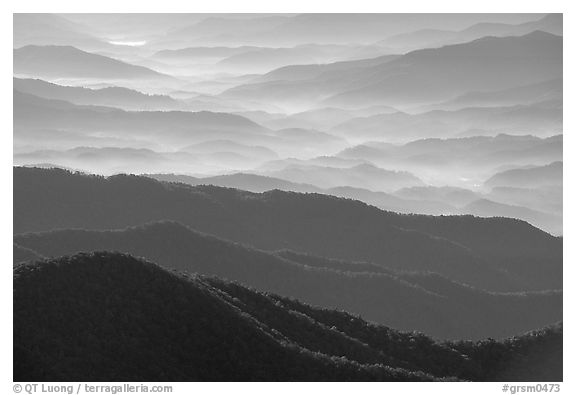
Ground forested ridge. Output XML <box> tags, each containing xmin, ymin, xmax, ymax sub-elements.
<box><xmin>14</xmin><ymin>252</ymin><xmax>562</xmax><ymax>382</ymax></box>
<box><xmin>14</xmin><ymin>221</ymin><xmax>562</xmax><ymax>340</ymax></box>
<box><xmin>14</xmin><ymin>167</ymin><xmax>562</xmax><ymax>292</ymax></box>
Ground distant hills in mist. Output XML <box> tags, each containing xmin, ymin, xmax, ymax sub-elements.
<box><xmin>379</xmin><ymin>14</ymin><xmax>562</xmax><ymax>51</ymax></box>
<box><xmin>14</xmin><ymin>45</ymin><xmax>176</xmax><ymax>83</ymax></box>
<box><xmin>13</xmin><ymin>78</ymin><xmax>182</xmax><ymax>111</ymax></box>
<box><xmin>146</xmin><ymin>161</ymin><xmax>562</xmax><ymax>236</ymax></box>
<box><xmin>486</xmin><ymin>161</ymin><xmax>562</xmax><ymax>189</ymax></box>
<box><xmin>14</xmin><ymin>220</ymin><xmax>562</xmax><ymax>340</ymax></box>
<box><xmin>15</xmin><ymin>13</ymin><xmax>548</xmax><ymax>50</ymax></box>
<box><xmin>257</xmin><ymin>162</ymin><xmax>424</xmax><ymax>191</ymax></box>
<box><xmin>338</xmin><ymin>135</ymin><xmax>562</xmax><ymax>171</ymax></box>
<box><xmin>153</xmin><ymin>14</ymin><xmax>549</xmax><ymax>47</ymax></box>
<box><xmin>329</xmin><ymin>102</ymin><xmax>561</xmax><ymax>142</ymax></box>
<box><xmin>12</xmin><ymin>75</ymin><xmax>563</xmax><ymax>233</ymax></box>
<box><xmin>420</xmin><ymin>78</ymin><xmax>562</xmax><ymax>112</ymax></box>
<box><xmin>13</xmin><ymin>90</ymin><xmax>268</xmax><ymax>147</ymax></box>
<box><xmin>13</xmin><ymin>89</ymin><xmax>349</xmax><ymax>159</ymax></box>
<box><xmin>223</xmin><ymin>31</ymin><xmax>562</xmax><ymax>110</ymax></box>
<box><xmin>148</xmin><ymin>172</ymin><xmax>452</xmax><ymax>215</ymax></box>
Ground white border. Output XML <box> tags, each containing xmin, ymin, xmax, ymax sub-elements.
<box><xmin>3</xmin><ymin>2</ymin><xmax>573</xmax><ymax>393</ymax></box>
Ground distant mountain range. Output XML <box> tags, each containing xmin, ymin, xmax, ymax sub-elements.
<box><xmin>147</xmin><ymin>172</ymin><xmax>453</xmax><ymax>214</ymax></box>
<box><xmin>13</xmin><ymin>14</ymin><xmax>109</xmax><ymax>51</ymax></box>
<box><xmin>14</xmin><ymin>45</ymin><xmax>175</xmax><ymax>82</ymax></box>
<box><xmin>14</xmin><ymin>251</ymin><xmax>562</xmax><ymax>381</ymax></box>
<box><xmin>486</xmin><ymin>161</ymin><xmax>562</xmax><ymax>188</ymax></box>
<box><xmin>323</xmin><ymin>31</ymin><xmax>562</xmax><ymax>108</ymax></box>
<box><xmin>461</xmin><ymin>199</ymin><xmax>562</xmax><ymax>236</ymax></box>
<box><xmin>378</xmin><ymin>14</ymin><xmax>562</xmax><ymax>52</ymax></box>
<box><xmin>223</xmin><ymin>32</ymin><xmax>562</xmax><ymax>111</ymax></box>
<box><xmin>259</xmin><ymin>162</ymin><xmax>424</xmax><ymax>191</ymax></box>
<box><xmin>14</xmin><ymin>147</ymin><xmax>211</xmax><ymax>176</ymax></box>
<box><xmin>157</xmin><ymin>14</ymin><xmax>546</xmax><ymax>47</ymax></box>
<box><xmin>329</xmin><ymin>102</ymin><xmax>561</xmax><ymax>142</ymax></box>
<box><xmin>255</xmin><ymin>106</ymin><xmax>397</xmax><ymax>131</ymax></box>
<box><xmin>13</xmin><ymin>90</ymin><xmax>269</xmax><ymax>148</ymax></box>
<box><xmin>418</xmin><ymin>78</ymin><xmax>562</xmax><ymax>112</ymax></box>
<box><xmin>14</xmin><ymin>78</ymin><xmax>183</xmax><ymax>111</ymax></box>
<box><xmin>13</xmin><ymin>90</ymin><xmax>352</xmax><ymax>159</ymax></box>
<box><xmin>146</xmin><ymin>171</ymin><xmax>562</xmax><ymax>235</ymax></box>
<box><xmin>338</xmin><ymin>135</ymin><xmax>562</xmax><ymax>174</ymax></box>
<box><xmin>487</xmin><ymin>186</ymin><xmax>562</xmax><ymax>218</ymax></box>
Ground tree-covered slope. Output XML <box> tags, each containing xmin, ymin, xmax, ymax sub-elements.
<box><xmin>13</xmin><ymin>252</ymin><xmax>562</xmax><ymax>382</ymax></box>
<box><xmin>13</xmin><ymin>167</ymin><xmax>562</xmax><ymax>292</ymax></box>
<box><xmin>14</xmin><ymin>222</ymin><xmax>562</xmax><ymax>341</ymax></box>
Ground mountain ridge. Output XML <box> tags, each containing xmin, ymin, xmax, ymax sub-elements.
<box><xmin>14</xmin><ymin>166</ymin><xmax>561</xmax><ymax>293</ymax></box>
<box><xmin>14</xmin><ymin>251</ymin><xmax>562</xmax><ymax>381</ymax></box>
<box><xmin>13</xmin><ymin>220</ymin><xmax>562</xmax><ymax>340</ymax></box>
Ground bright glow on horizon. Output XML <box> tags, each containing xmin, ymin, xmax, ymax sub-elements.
<box><xmin>108</xmin><ymin>40</ymin><xmax>147</xmax><ymax>47</ymax></box>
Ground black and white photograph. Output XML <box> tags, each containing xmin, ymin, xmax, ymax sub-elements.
<box><xmin>8</xmin><ymin>5</ymin><xmax>570</xmax><ymax>388</ymax></box>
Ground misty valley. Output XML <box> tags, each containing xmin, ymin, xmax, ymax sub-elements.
<box><xmin>12</xmin><ymin>13</ymin><xmax>563</xmax><ymax>382</ymax></box>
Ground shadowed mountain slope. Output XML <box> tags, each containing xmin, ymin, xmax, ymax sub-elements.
<box><xmin>14</xmin><ymin>221</ymin><xmax>562</xmax><ymax>340</ymax></box>
<box><xmin>13</xmin><ymin>252</ymin><xmax>436</xmax><ymax>381</ymax></box>
<box><xmin>14</xmin><ymin>252</ymin><xmax>562</xmax><ymax>381</ymax></box>
<box><xmin>146</xmin><ymin>172</ymin><xmax>560</xmax><ymax>234</ymax></box>
<box><xmin>147</xmin><ymin>172</ymin><xmax>323</xmax><ymax>193</ymax></box>
<box><xmin>146</xmin><ymin>173</ymin><xmax>454</xmax><ymax>216</ymax></box>
<box><xmin>461</xmin><ymin>199</ymin><xmax>562</xmax><ymax>236</ymax></box>
<box><xmin>14</xmin><ymin>167</ymin><xmax>561</xmax><ymax>292</ymax></box>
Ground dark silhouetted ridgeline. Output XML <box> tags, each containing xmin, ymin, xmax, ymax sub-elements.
<box><xmin>13</xmin><ymin>252</ymin><xmax>562</xmax><ymax>382</ymax></box>
<box><xmin>14</xmin><ymin>221</ymin><xmax>562</xmax><ymax>341</ymax></box>
<box><xmin>14</xmin><ymin>167</ymin><xmax>562</xmax><ymax>292</ymax></box>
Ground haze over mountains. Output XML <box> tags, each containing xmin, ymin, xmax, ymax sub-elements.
<box><xmin>13</xmin><ymin>13</ymin><xmax>563</xmax><ymax>381</ymax></box>
<box><xmin>378</xmin><ymin>14</ymin><xmax>562</xmax><ymax>52</ymax></box>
